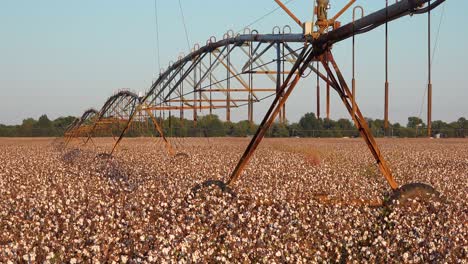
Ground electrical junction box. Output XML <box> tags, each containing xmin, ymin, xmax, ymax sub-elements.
<box><xmin>303</xmin><ymin>21</ymin><xmax>314</xmax><ymax>36</ymax></box>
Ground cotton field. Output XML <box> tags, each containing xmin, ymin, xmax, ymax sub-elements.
<box><xmin>0</xmin><ymin>137</ymin><xmax>466</xmax><ymax>263</ymax></box>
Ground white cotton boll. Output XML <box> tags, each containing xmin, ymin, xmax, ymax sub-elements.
<box><xmin>91</xmin><ymin>245</ymin><xmax>100</xmax><ymax>252</ymax></box>
<box><xmin>162</xmin><ymin>247</ymin><xmax>170</xmax><ymax>255</ymax></box>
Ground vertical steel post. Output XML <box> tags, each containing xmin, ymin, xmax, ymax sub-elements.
<box><xmin>384</xmin><ymin>0</ymin><xmax>390</xmax><ymax>135</ymax></box>
<box><xmin>325</xmin><ymin>53</ymin><xmax>330</xmax><ymax>120</ymax></box>
<box><xmin>227</xmin><ymin>44</ymin><xmax>231</xmax><ymax>122</ymax></box>
<box><xmin>326</xmin><ymin>79</ymin><xmax>330</xmax><ymax>119</ymax></box>
<box><xmin>162</xmin><ymin>87</ymin><xmax>165</xmax><ymax>123</ymax></box>
<box><xmin>282</xmin><ymin>42</ymin><xmax>286</xmax><ymax>122</ymax></box>
<box><xmin>352</xmin><ymin>11</ymin><xmax>356</xmax><ymax>117</ymax></box>
<box><xmin>276</xmin><ymin>42</ymin><xmax>282</xmax><ymax>122</ymax></box>
<box><xmin>209</xmin><ymin>51</ymin><xmax>213</xmax><ymax>115</ymax></box>
<box><xmin>317</xmin><ymin>61</ymin><xmax>321</xmax><ymax>119</ymax></box>
<box><xmin>193</xmin><ymin>59</ymin><xmax>197</xmax><ymax>126</ymax></box>
<box><xmin>180</xmin><ymin>69</ymin><xmax>184</xmax><ymax>121</ymax></box>
<box><xmin>352</xmin><ymin>6</ymin><xmax>363</xmax><ymax>118</ymax></box>
<box><xmin>199</xmin><ymin>60</ymin><xmax>202</xmax><ymax>112</ymax></box>
<box><xmin>427</xmin><ymin>0</ymin><xmax>432</xmax><ymax>137</ymax></box>
<box><xmin>249</xmin><ymin>41</ymin><xmax>254</xmax><ymax>124</ymax></box>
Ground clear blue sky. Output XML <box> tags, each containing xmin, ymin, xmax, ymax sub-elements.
<box><xmin>0</xmin><ymin>0</ymin><xmax>466</xmax><ymax>125</ymax></box>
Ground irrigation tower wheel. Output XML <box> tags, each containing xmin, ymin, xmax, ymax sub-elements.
<box><xmin>385</xmin><ymin>182</ymin><xmax>442</xmax><ymax>207</ymax></box>
<box><xmin>187</xmin><ymin>180</ymin><xmax>236</xmax><ymax>203</ymax></box>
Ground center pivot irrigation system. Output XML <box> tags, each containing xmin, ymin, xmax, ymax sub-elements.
<box><xmin>64</xmin><ymin>0</ymin><xmax>446</xmax><ymax>203</ymax></box>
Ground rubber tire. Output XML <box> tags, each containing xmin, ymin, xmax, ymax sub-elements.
<box><xmin>96</xmin><ymin>153</ymin><xmax>112</xmax><ymax>159</ymax></box>
<box><xmin>187</xmin><ymin>180</ymin><xmax>236</xmax><ymax>202</ymax></box>
<box><xmin>174</xmin><ymin>152</ymin><xmax>190</xmax><ymax>159</ymax></box>
<box><xmin>385</xmin><ymin>182</ymin><xmax>442</xmax><ymax>206</ymax></box>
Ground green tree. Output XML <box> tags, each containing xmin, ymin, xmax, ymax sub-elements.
<box><xmin>18</xmin><ymin>118</ymin><xmax>37</xmax><ymax>137</ymax></box>
<box><xmin>269</xmin><ymin>122</ymin><xmax>289</xmax><ymax>137</ymax></box>
<box><xmin>432</xmin><ymin>120</ymin><xmax>448</xmax><ymax>136</ymax></box>
<box><xmin>0</xmin><ymin>124</ymin><xmax>17</xmax><ymax>137</ymax></box>
<box><xmin>37</xmin><ymin>115</ymin><xmax>53</xmax><ymax>136</ymax></box>
<box><xmin>198</xmin><ymin>115</ymin><xmax>225</xmax><ymax>137</ymax></box>
<box><xmin>288</xmin><ymin>122</ymin><xmax>301</xmax><ymax>137</ymax></box>
<box><xmin>223</xmin><ymin>121</ymin><xmax>235</xmax><ymax>137</ymax></box>
<box><xmin>53</xmin><ymin>116</ymin><xmax>76</xmax><ymax>135</ymax></box>
<box><xmin>336</xmin><ymin>118</ymin><xmax>355</xmax><ymax>137</ymax></box>
<box><xmin>458</xmin><ymin>117</ymin><xmax>468</xmax><ymax>137</ymax></box>
<box><xmin>233</xmin><ymin>120</ymin><xmax>253</xmax><ymax>137</ymax></box>
<box><xmin>458</xmin><ymin>117</ymin><xmax>467</xmax><ymax>128</ymax></box>
<box><xmin>407</xmin><ymin>116</ymin><xmax>425</xmax><ymax>129</ymax></box>
<box><xmin>320</xmin><ymin>118</ymin><xmax>338</xmax><ymax>137</ymax></box>
<box><xmin>368</xmin><ymin>119</ymin><xmax>385</xmax><ymax>137</ymax></box>
<box><xmin>298</xmin><ymin>112</ymin><xmax>321</xmax><ymax>137</ymax></box>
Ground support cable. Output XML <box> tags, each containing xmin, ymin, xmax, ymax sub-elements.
<box><xmin>237</xmin><ymin>0</ymin><xmax>296</xmax><ymax>33</ymax></box>
<box><xmin>178</xmin><ymin>0</ymin><xmax>191</xmax><ymax>51</ymax></box>
<box><xmin>154</xmin><ymin>0</ymin><xmax>161</xmax><ymax>73</ymax></box>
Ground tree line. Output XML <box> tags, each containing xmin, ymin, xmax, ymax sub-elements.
<box><xmin>1</xmin><ymin>113</ymin><xmax>467</xmax><ymax>138</ymax></box>
<box><xmin>0</xmin><ymin>115</ymin><xmax>76</xmax><ymax>137</ymax></box>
